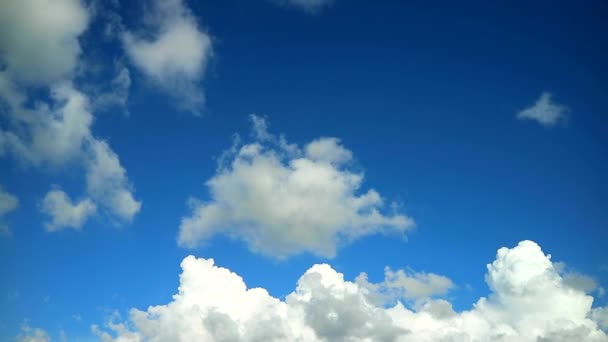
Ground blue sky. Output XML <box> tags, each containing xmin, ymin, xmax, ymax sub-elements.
<box><xmin>1</xmin><ymin>0</ymin><xmax>608</xmax><ymax>341</ymax></box>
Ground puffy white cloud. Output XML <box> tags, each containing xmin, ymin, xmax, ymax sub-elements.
<box><xmin>0</xmin><ymin>0</ymin><xmax>140</xmax><ymax>228</ymax></box>
<box><xmin>122</xmin><ymin>0</ymin><xmax>212</xmax><ymax>113</ymax></box>
<box><xmin>0</xmin><ymin>0</ymin><xmax>89</xmax><ymax>85</ymax></box>
<box><xmin>271</xmin><ymin>0</ymin><xmax>334</xmax><ymax>13</ymax></box>
<box><xmin>94</xmin><ymin>240</ymin><xmax>608</xmax><ymax>341</ymax></box>
<box><xmin>0</xmin><ymin>79</ymin><xmax>141</xmax><ymax>224</ymax></box>
<box><xmin>16</xmin><ymin>324</ymin><xmax>50</xmax><ymax>342</ymax></box>
<box><xmin>85</xmin><ymin>139</ymin><xmax>141</xmax><ymax>221</ymax></box>
<box><xmin>517</xmin><ymin>92</ymin><xmax>568</xmax><ymax>127</ymax></box>
<box><xmin>179</xmin><ymin>115</ymin><xmax>413</xmax><ymax>258</ymax></box>
<box><xmin>0</xmin><ymin>184</ymin><xmax>19</xmax><ymax>236</ymax></box>
<box><xmin>41</xmin><ymin>189</ymin><xmax>96</xmax><ymax>231</ymax></box>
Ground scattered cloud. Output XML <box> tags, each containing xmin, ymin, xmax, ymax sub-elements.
<box><xmin>0</xmin><ymin>184</ymin><xmax>19</xmax><ymax>236</ymax></box>
<box><xmin>0</xmin><ymin>0</ymin><xmax>89</xmax><ymax>85</ymax></box>
<box><xmin>0</xmin><ymin>79</ymin><xmax>141</xmax><ymax>223</ymax></box>
<box><xmin>16</xmin><ymin>324</ymin><xmax>50</xmax><ymax>342</ymax></box>
<box><xmin>179</xmin><ymin>115</ymin><xmax>413</xmax><ymax>258</ymax></box>
<box><xmin>271</xmin><ymin>0</ymin><xmax>334</xmax><ymax>13</ymax></box>
<box><xmin>517</xmin><ymin>92</ymin><xmax>568</xmax><ymax>127</ymax></box>
<box><xmin>94</xmin><ymin>240</ymin><xmax>608</xmax><ymax>341</ymax></box>
<box><xmin>122</xmin><ymin>0</ymin><xmax>212</xmax><ymax>114</ymax></box>
<box><xmin>41</xmin><ymin>189</ymin><xmax>96</xmax><ymax>232</ymax></box>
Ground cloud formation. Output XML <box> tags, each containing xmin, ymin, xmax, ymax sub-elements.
<box><xmin>0</xmin><ymin>79</ymin><xmax>141</xmax><ymax>223</ymax></box>
<box><xmin>179</xmin><ymin>115</ymin><xmax>413</xmax><ymax>258</ymax></box>
<box><xmin>0</xmin><ymin>0</ymin><xmax>89</xmax><ymax>85</ymax></box>
<box><xmin>94</xmin><ymin>240</ymin><xmax>608</xmax><ymax>341</ymax></box>
<box><xmin>271</xmin><ymin>0</ymin><xmax>334</xmax><ymax>13</ymax></box>
<box><xmin>41</xmin><ymin>189</ymin><xmax>96</xmax><ymax>231</ymax></box>
<box><xmin>0</xmin><ymin>184</ymin><xmax>19</xmax><ymax>236</ymax></box>
<box><xmin>122</xmin><ymin>0</ymin><xmax>212</xmax><ymax>113</ymax></box>
<box><xmin>517</xmin><ymin>92</ymin><xmax>568</xmax><ymax>127</ymax></box>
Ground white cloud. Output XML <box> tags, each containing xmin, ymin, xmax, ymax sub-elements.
<box><xmin>517</xmin><ymin>92</ymin><xmax>568</xmax><ymax>127</ymax></box>
<box><xmin>0</xmin><ymin>0</ymin><xmax>89</xmax><ymax>85</ymax></box>
<box><xmin>122</xmin><ymin>0</ymin><xmax>212</xmax><ymax>113</ymax></box>
<box><xmin>16</xmin><ymin>324</ymin><xmax>50</xmax><ymax>342</ymax></box>
<box><xmin>0</xmin><ymin>78</ymin><xmax>141</xmax><ymax>224</ymax></box>
<box><xmin>271</xmin><ymin>0</ymin><xmax>334</xmax><ymax>13</ymax></box>
<box><xmin>357</xmin><ymin>267</ymin><xmax>454</xmax><ymax>306</ymax></box>
<box><xmin>0</xmin><ymin>0</ymin><xmax>141</xmax><ymax>229</ymax></box>
<box><xmin>0</xmin><ymin>184</ymin><xmax>19</xmax><ymax>236</ymax></box>
<box><xmin>41</xmin><ymin>189</ymin><xmax>96</xmax><ymax>231</ymax></box>
<box><xmin>179</xmin><ymin>115</ymin><xmax>413</xmax><ymax>258</ymax></box>
<box><xmin>94</xmin><ymin>240</ymin><xmax>608</xmax><ymax>341</ymax></box>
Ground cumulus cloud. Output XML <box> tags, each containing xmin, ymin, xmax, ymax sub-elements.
<box><xmin>517</xmin><ymin>92</ymin><xmax>568</xmax><ymax>127</ymax></box>
<box><xmin>0</xmin><ymin>184</ymin><xmax>19</xmax><ymax>236</ymax></box>
<box><xmin>94</xmin><ymin>240</ymin><xmax>608</xmax><ymax>341</ymax></box>
<box><xmin>0</xmin><ymin>79</ymin><xmax>141</xmax><ymax>223</ymax></box>
<box><xmin>0</xmin><ymin>0</ymin><xmax>140</xmax><ymax>227</ymax></box>
<box><xmin>41</xmin><ymin>189</ymin><xmax>96</xmax><ymax>231</ymax></box>
<box><xmin>122</xmin><ymin>0</ymin><xmax>212</xmax><ymax>113</ymax></box>
<box><xmin>0</xmin><ymin>0</ymin><xmax>89</xmax><ymax>85</ymax></box>
<box><xmin>179</xmin><ymin>115</ymin><xmax>413</xmax><ymax>258</ymax></box>
<box><xmin>271</xmin><ymin>0</ymin><xmax>334</xmax><ymax>13</ymax></box>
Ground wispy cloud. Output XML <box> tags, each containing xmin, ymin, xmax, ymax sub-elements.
<box><xmin>517</xmin><ymin>92</ymin><xmax>569</xmax><ymax>127</ymax></box>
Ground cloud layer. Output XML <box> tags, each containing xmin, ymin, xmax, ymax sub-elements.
<box><xmin>122</xmin><ymin>0</ymin><xmax>212</xmax><ymax>113</ymax></box>
<box><xmin>517</xmin><ymin>92</ymin><xmax>568</xmax><ymax>127</ymax></box>
<box><xmin>94</xmin><ymin>240</ymin><xmax>608</xmax><ymax>341</ymax></box>
<box><xmin>179</xmin><ymin>115</ymin><xmax>413</xmax><ymax>258</ymax></box>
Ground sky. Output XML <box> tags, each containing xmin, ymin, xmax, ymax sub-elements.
<box><xmin>1</xmin><ymin>0</ymin><xmax>608</xmax><ymax>341</ymax></box>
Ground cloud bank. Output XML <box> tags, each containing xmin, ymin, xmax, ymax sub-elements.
<box><xmin>94</xmin><ymin>240</ymin><xmax>608</xmax><ymax>341</ymax></box>
<box><xmin>179</xmin><ymin>115</ymin><xmax>413</xmax><ymax>258</ymax></box>
<box><xmin>517</xmin><ymin>92</ymin><xmax>568</xmax><ymax>127</ymax></box>
<box><xmin>122</xmin><ymin>0</ymin><xmax>212</xmax><ymax>113</ymax></box>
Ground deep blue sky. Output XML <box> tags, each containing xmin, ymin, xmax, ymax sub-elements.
<box><xmin>1</xmin><ymin>0</ymin><xmax>607</xmax><ymax>340</ymax></box>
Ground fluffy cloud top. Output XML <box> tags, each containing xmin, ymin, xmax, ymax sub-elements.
<box><xmin>94</xmin><ymin>240</ymin><xmax>608</xmax><ymax>341</ymax></box>
<box><xmin>517</xmin><ymin>92</ymin><xmax>568</xmax><ymax>127</ymax></box>
<box><xmin>0</xmin><ymin>0</ymin><xmax>89</xmax><ymax>85</ymax></box>
<box><xmin>179</xmin><ymin>115</ymin><xmax>413</xmax><ymax>258</ymax></box>
<box><xmin>271</xmin><ymin>0</ymin><xmax>334</xmax><ymax>13</ymax></box>
<box><xmin>0</xmin><ymin>184</ymin><xmax>19</xmax><ymax>236</ymax></box>
<box><xmin>41</xmin><ymin>189</ymin><xmax>96</xmax><ymax>231</ymax></box>
<box><xmin>122</xmin><ymin>0</ymin><xmax>212</xmax><ymax>113</ymax></box>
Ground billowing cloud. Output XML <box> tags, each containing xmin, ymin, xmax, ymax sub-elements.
<box><xmin>0</xmin><ymin>184</ymin><xmax>19</xmax><ymax>236</ymax></box>
<box><xmin>94</xmin><ymin>240</ymin><xmax>608</xmax><ymax>341</ymax></box>
<box><xmin>179</xmin><ymin>115</ymin><xmax>413</xmax><ymax>258</ymax></box>
<box><xmin>0</xmin><ymin>0</ymin><xmax>89</xmax><ymax>85</ymax></box>
<box><xmin>517</xmin><ymin>92</ymin><xmax>568</xmax><ymax>127</ymax></box>
<box><xmin>271</xmin><ymin>0</ymin><xmax>334</xmax><ymax>13</ymax></box>
<box><xmin>122</xmin><ymin>0</ymin><xmax>212</xmax><ymax>113</ymax></box>
<box><xmin>41</xmin><ymin>189</ymin><xmax>96</xmax><ymax>231</ymax></box>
